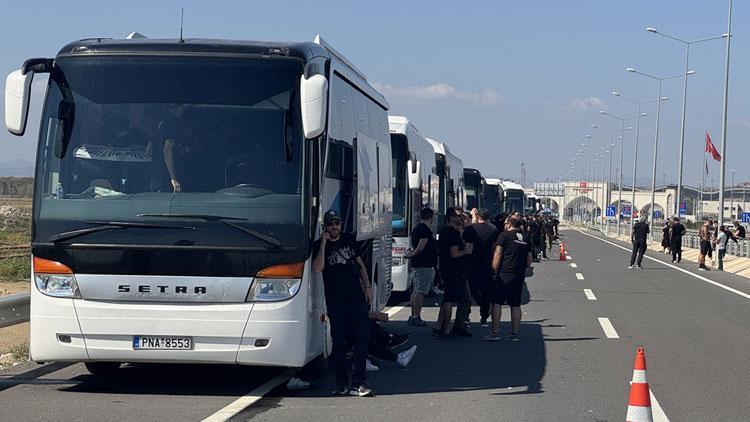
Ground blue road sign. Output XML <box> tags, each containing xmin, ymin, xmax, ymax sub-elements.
<box><xmin>606</xmin><ymin>206</ymin><xmax>616</xmax><ymax>217</ymax></box>
<box><xmin>742</xmin><ymin>212</ymin><xmax>750</xmax><ymax>223</ymax></box>
<box><xmin>654</xmin><ymin>210</ymin><xmax>663</xmax><ymax>219</ymax></box>
<box><xmin>679</xmin><ymin>201</ymin><xmax>687</xmax><ymax>215</ymax></box>
<box><xmin>622</xmin><ymin>205</ymin><xmax>632</xmax><ymax>217</ymax></box>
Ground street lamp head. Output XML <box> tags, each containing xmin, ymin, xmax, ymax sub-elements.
<box><xmin>591</xmin><ymin>124</ymin><xmax>598</xmax><ymax>128</ymax></box>
<box><xmin>686</xmin><ymin>70</ymin><xmax>696</xmax><ymax>75</ymax></box>
<box><xmin>585</xmin><ymin>134</ymin><xmax>592</xmax><ymax>138</ymax></box>
<box><xmin>599</xmin><ymin>110</ymin><xmax>607</xmax><ymax>115</ymax></box>
<box><xmin>626</xmin><ymin>126</ymin><xmax>633</xmax><ymax>130</ymax></box>
<box><xmin>660</xmin><ymin>96</ymin><xmax>668</xmax><ymax>101</ymax></box>
<box><xmin>612</xmin><ymin>91</ymin><xmax>620</xmax><ymax>96</ymax></box>
<box><xmin>627</xmin><ymin>67</ymin><xmax>636</xmax><ymax>73</ymax></box>
<box><xmin>646</xmin><ymin>27</ymin><xmax>658</xmax><ymax>33</ymax></box>
<box><xmin>722</xmin><ymin>33</ymin><xmax>729</xmax><ymax>38</ymax></box>
<box><xmin>640</xmin><ymin>112</ymin><xmax>648</xmax><ymax>117</ymax></box>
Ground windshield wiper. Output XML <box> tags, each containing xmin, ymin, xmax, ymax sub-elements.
<box><xmin>138</xmin><ymin>213</ymin><xmax>283</xmax><ymax>249</ymax></box>
<box><xmin>49</xmin><ymin>221</ymin><xmax>195</xmax><ymax>243</ymax></box>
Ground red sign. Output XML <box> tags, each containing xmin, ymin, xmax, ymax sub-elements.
<box><xmin>579</xmin><ymin>181</ymin><xmax>588</xmax><ymax>188</ymax></box>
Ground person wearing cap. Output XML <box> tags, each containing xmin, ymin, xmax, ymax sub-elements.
<box><xmin>312</xmin><ymin>210</ymin><xmax>373</xmax><ymax>397</ymax></box>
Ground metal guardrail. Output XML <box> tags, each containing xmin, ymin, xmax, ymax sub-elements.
<box><xmin>0</xmin><ymin>293</ymin><xmax>30</xmax><ymax>329</ymax></box>
<box><xmin>682</xmin><ymin>234</ymin><xmax>750</xmax><ymax>258</ymax></box>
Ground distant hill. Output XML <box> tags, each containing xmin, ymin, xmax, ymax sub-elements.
<box><xmin>0</xmin><ymin>159</ymin><xmax>34</xmax><ymax>177</ymax></box>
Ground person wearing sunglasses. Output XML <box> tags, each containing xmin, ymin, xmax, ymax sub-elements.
<box><xmin>312</xmin><ymin>210</ymin><xmax>373</xmax><ymax>397</ymax></box>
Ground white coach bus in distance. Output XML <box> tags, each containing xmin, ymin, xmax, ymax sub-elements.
<box><xmin>4</xmin><ymin>34</ymin><xmax>393</xmax><ymax>374</ymax></box>
<box><xmin>388</xmin><ymin>116</ymin><xmax>437</xmax><ymax>294</ymax></box>
<box><xmin>500</xmin><ymin>180</ymin><xmax>527</xmax><ymax>215</ymax></box>
<box><xmin>426</xmin><ymin>138</ymin><xmax>465</xmax><ymax>227</ymax></box>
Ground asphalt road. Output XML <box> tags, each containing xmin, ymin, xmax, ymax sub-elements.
<box><xmin>1</xmin><ymin>226</ymin><xmax>748</xmax><ymax>421</ymax></box>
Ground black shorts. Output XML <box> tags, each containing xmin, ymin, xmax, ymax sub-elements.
<box><xmin>699</xmin><ymin>240</ymin><xmax>711</xmax><ymax>255</ymax></box>
<box><xmin>442</xmin><ymin>273</ymin><xmax>466</xmax><ymax>303</ymax></box>
<box><xmin>489</xmin><ymin>273</ymin><xmax>524</xmax><ymax>307</ymax></box>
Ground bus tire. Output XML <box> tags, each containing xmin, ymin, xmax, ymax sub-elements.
<box><xmin>84</xmin><ymin>362</ymin><xmax>121</xmax><ymax>375</ymax></box>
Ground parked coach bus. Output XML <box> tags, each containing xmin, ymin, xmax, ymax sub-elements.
<box><xmin>483</xmin><ymin>178</ymin><xmax>505</xmax><ymax>221</ymax></box>
<box><xmin>426</xmin><ymin>138</ymin><xmax>465</xmax><ymax>227</ymax></box>
<box><xmin>463</xmin><ymin>168</ymin><xmax>484</xmax><ymax>211</ymax></box>
<box><xmin>500</xmin><ymin>180</ymin><xmax>526</xmax><ymax>214</ymax></box>
<box><xmin>388</xmin><ymin>116</ymin><xmax>437</xmax><ymax>294</ymax></box>
<box><xmin>4</xmin><ymin>34</ymin><xmax>393</xmax><ymax>374</ymax></box>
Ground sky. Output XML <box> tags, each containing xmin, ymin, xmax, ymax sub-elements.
<box><xmin>1</xmin><ymin>0</ymin><xmax>747</xmax><ymax>187</ymax></box>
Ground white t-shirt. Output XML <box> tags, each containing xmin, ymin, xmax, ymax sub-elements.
<box><xmin>716</xmin><ymin>231</ymin><xmax>728</xmax><ymax>251</ymax></box>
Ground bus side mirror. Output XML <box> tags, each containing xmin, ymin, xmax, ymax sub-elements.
<box><xmin>407</xmin><ymin>160</ymin><xmax>421</xmax><ymax>189</ymax></box>
<box><xmin>5</xmin><ymin>69</ymin><xmax>34</xmax><ymax>136</ymax></box>
<box><xmin>300</xmin><ymin>74</ymin><xmax>328</xmax><ymax>139</ymax></box>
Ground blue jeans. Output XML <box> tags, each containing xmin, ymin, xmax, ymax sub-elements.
<box><xmin>328</xmin><ymin>302</ymin><xmax>369</xmax><ymax>389</ymax></box>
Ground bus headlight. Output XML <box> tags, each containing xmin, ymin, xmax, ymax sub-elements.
<box><xmin>246</xmin><ymin>279</ymin><xmax>301</xmax><ymax>302</ymax></box>
<box><xmin>246</xmin><ymin>262</ymin><xmax>304</xmax><ymax>302</ymax></box>
<box><xmin>35</xmin><ymin>274</ymin><xmax>81</xmax><ymax>298</ymax></box>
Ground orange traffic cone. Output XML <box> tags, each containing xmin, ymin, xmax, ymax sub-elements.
<box><xmin>559</xmin><ymin>242</ymin><xmax>567</xmax><ymax>261</ymax></box>
<box><xmin>626</xmin><ymin>347</ymin><xmax>653</xmax><ymax>422</ymax></box>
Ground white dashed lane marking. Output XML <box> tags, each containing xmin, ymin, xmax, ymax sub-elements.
<box><xmin>584</xmin><ymin>289</ymin><xmax>597</xmax><ymax>300</ymax></box>
<box><xmin>570</xmin><ymin>263</ymin><xmax>578</xmax><ymax>268</ymax></box>
<box><xmin>597</xmin><ymin>317</ymin><xmax>619</xmax><ymax>339</ymax></box>
<box><xmin>575</xmin><ymin>272</ymin><xmax>585</xmax><ymax>280</ymax></box>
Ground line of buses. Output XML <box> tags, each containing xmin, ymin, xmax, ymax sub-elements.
<box><xmin>5</xmin><ymin>33</ymin><xmax>532</xmax><ymax>374</ymax></box>
<box><xmin>388</xmin><ymin>116</ymin><xmax>530</xmax><ymax>295</ymax></box>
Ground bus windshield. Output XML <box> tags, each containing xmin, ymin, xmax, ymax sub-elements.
<box><xmin>33</xmin><ymin>55</ymin><xmax>306</xmax><ymax>248</ymax></box>
<box><xmin>391</xmin><ymin>134</ymin><xmax>408</xmax><ymax>236</ymax></box>
<box><xmin>484</xmin><ymin>185</ymin><xmax>500</xmax><ymax>214</ymax></box>
<box><xmin>505</xmin><ymin>190</ymin><xmax>525</xmax><ymax>214</ymax></box>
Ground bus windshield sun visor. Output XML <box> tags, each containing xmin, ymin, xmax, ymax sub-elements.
<box><xmin>49</xmin><ymin>221</ymin><xmax>195</xmax><ymax>243</ymax></box>
<box><xmin>137</xmin><ymin>213</ymin><xmax>283</xmax><ymax>250</ymax></box>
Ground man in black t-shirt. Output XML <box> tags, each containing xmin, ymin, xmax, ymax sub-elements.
<box><xmin>406</xmin><ymin>207</ymin><xmax>436</xmax><ymax>327</ymax></box>
<box><xmin>312</xmin><ymin>210</ymin><xmax>373</xmax><ymax>397</ymax></box>
<box><xmin>628</xmin><ymin>215</ymin><xmax>650</xmax><ymax>269</ymax></box>
<box><xmin>433</xmin><ymin>207</ymin><xmax>474</xmax><ymax>340</ymax></box>
<box><xmin>672</xmin><ymin>217</ymin><xmax>688</xmax><ymax>265</ymax></box>
<box><xmin>484</xmin><ymin>215</ymin><xmax>531</xmax><ymax>342</ymax></box>
<box><xmin>462</xmin><ymin>208</ymin><xmax>498</xmax><ymax>327</ymax></box>
<box><xmin>528</xmin><ymin>216</ymin><xmax>541</xmax><ymax>262</ymax></box>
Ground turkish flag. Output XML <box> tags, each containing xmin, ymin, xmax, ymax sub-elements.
<box><xmin>705</xmin><ymin>132</ymin><xmax>721</xmax><ymax>161</ymax></box>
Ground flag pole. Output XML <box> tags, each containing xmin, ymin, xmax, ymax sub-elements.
<box><xmin>718</xmin><ymin>0</ymin><xmax>733</xmax><ymax>226</ymax></box>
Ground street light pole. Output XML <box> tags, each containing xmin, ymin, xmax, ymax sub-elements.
<box><xmin>730</xmin><ymin>169</ymin><xmax>736</xmax><ymax>219</ymax></box>
<box><xmin>718</xmin><ymin>0</ymin><xmax>733</xmax><ymax>227</ymax></box>
<box><xmin>646</xmin><ymin>26</ymin><xmax>727</xmax><ymax>220</ymax></box>
<box><xmin>627</xmin><ymin>68</ymin><xmax>689</xmax><ymax>239</ymax></box>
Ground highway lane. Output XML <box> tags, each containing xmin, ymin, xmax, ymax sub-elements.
<box><xmin>1</xmin><ymin>226</ymin><xmax>748</xmax><ymax>421</ymax></box>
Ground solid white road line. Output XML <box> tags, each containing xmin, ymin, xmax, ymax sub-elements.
<box><xmin>575</xmin><ymin>228</ymin><xmax>750</xmax><ymax>301</ymax></box>
<box><xmin>597</xmin><ymin>317</ymin><xmax>619</xmax><ymax>338</ymax></box>
<box><xmin>570</xmin><ymin>263</ymin><xmax>578</xmax><ymax>268</ymax></box>
<box><xmin>650</xmin><ymin>390</ymin><xmax>670</xmax><ymax>422</ymax></box>
<box><xmin>202</xmin><ymin>369</ymin><xmax>294</xmax><ymax>422</ymax></box>
<box><xmin>575</xmin><ymin>272</ymin><xmax>585</xmax><ymax>280</ymax></box>
<box><xmin>584</xmin><ymin>289</ymin><xmax>597</xmax><ymax>300</ymax></box>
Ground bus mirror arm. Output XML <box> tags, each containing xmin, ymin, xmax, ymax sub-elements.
<box><xmin>407</xmin><ymin>160</ymin><xmax>421</xmax><ymax>190</ymax></box>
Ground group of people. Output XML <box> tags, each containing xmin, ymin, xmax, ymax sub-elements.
<box><xmin>629</xmin><ymin>215</ymin><xmax>746</xmax><ymax>272</ymax></box>
<box><xmin>311</xmin><ymin>206</ymin><xmax>559</xmax><ymax>397</ymax></box>
<box><xmin>405</xmin><ymin>207</ymin><xmax>553</xmax><ymax>343</ymax></box>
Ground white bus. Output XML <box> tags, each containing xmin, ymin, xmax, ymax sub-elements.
<box><xmin>388</xmin><ymin>116</ymin><xmax>437</xmax><ymax>293</ymax></box>
<box><xmin>426</xmin><ymin>138</ymin><xmax>465</xmax><ymax>227</ymax></box>
<box><xmin>483</xmin><ymin>178</ymin><xmax>505</xmax><ymax>221</ymax></box>
<box><xmin>499</xmin><ymin>180</ymin><xmax>527</xmax><ymax>214</ymax></box>
<box><xmin>5</xmin><ymin>34</ymin><xmax>393</xmax><ymax>373</ymax></box>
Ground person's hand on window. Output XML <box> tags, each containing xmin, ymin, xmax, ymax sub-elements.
<box><xmin>171</xmin><ymin>178</ymin><xmax>181</xmax><ymax>192</ymax></box>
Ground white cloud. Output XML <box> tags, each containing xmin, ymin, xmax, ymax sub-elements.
<box><xmin>565</xmin><ymin>96</ymin><xmax>610</xmax><ymax>113</ymax></box>
<box><xmin>372</xmin><ymin>82</ymin><xmax>506</xmax><ymax>107</ymax></box>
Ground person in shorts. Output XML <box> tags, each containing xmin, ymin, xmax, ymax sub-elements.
<box><xmin>405</xmin><ymin>207</ymin><xmax>436</xmax><ymax>327</ymax></box>
<box><xmin>484</xmin><ymin>215</ymin><xmax>531</xmax><ymax>342</ymax></box>
<box><xmin>432</xmin><ymin>207</ymin><xmax>473</xmax><ymax>340</ymax></box>
<box><xmin>697</xmin><ymin>219</ymin><xmax>711</xmax><ymax>270</ymax></box>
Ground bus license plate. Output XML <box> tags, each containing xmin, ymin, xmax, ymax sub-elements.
<box><xmin>133</xmin><ymin>336</ymin><xmax>192</xmax><ymax>350</ymax></box>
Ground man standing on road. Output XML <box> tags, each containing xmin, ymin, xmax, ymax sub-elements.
<box><xmin>462</xmin><ymin>208</ymin><xmax>499</xmax><ymax>327</ymax></box>
<box><xmin>433</xmin><ymin>207</ymin><xmax>474</xmax><ymax>340</ymax></box>
<box><xmin>715</xmin><ymin>225</ymin><xmax>729</xmax><ymax>271</ymax></box>
<box><xmin>628</xmin><ymin>215</ymin><xmax>650</xmax><ymax>269</ymax></box>
<box><xmin>697</xmin><ymin>219</ymin><xmax>711</xmax><ymax>270</ymax></box>
<box><xmin>670</xmin><ymin>217</ymin><xmax>687</xmax><ymax>264</ymax></box>
<box><xmin>406</xmin><ymin>207</ymin><xmax>436</xmax><ymax>327</ymax></box>
<box><xmin>484</xmin><ymin>215</ymin><xmax>532</xmax><ymax>342</ymax></box>
<box><xmin>312</xmin><ymin>210</ymin><xmax>373</xmax><ymax>397</ymax></box>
